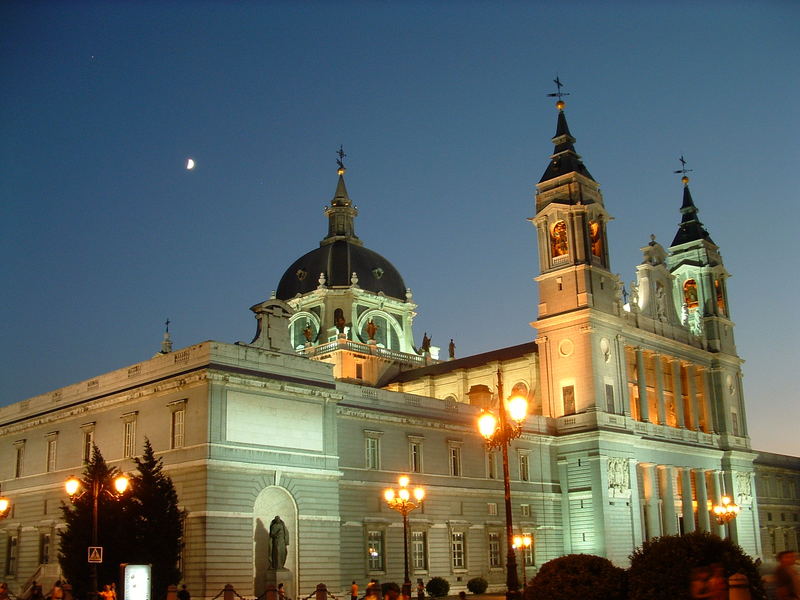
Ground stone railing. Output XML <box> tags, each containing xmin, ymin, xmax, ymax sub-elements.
<box><xmin>300</xmin><ymin>338</ymin><xmax>425</xmax><ymax>366</ymax></box>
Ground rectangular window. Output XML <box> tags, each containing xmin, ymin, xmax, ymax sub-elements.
<box><xmin>519</xmin><ymin>453</ymin><xmax>530</xmax><ymax>482</ymax></box>
<box><xmin>451</xmin><ymin>532</ymin><xmax>466</xmax><ymax>569</ymax></box>
<box><xmin>46</xmin><ymin>437</ymin><xmax>57</xmax><ymax>472</ymax></box>
<box><xmin>563</xmin><ymin>385</ymin><xmax>575</xmax><ymax>415</ymax></box>
<box><xmin>487</xmin><ymin>502</ymin><xmax>497</xmax><ymax>516</ymax></box>
<box><xmin>409</xmin><ymin>440</ymin><xmax>423</xmax><ymax>473</ymax></box>
<box><xmin>366</xmin><ymin>437</ymin><xmax>380</xmax><ymax>470</ymax></box>
<box><xmin>367</xmin><ymin>530</ymin><xmax>384</xmax><ymax>571</ymax></box>
<box><xmin>82</xmin><ymin>429</ymin><xmax>95</xmax><ymax>463</ymax></box>
<box><xmin>605</xmin><ymin>384</ymin><xmax>615</xmax><ymax>413</ymax></box>
<box><xmin>487</xmin><ymin>451</ymin><xmax>497</xmax><ymax>479</ymax></box>
<box><xmin>123</xmin><ymin>420</ymin><xmax>136</xmax><ymax>458</ymax></box>
<box><xmin>6</xmin><ymin>535</ymin><xmax>18</xmax><ymax>575</ymax></box>
<box><xmin>731</xmin><ymin>411</ymin><xmax>740</xmax><ymax>436</ymax></box>
<box><xmin>521</xmin><ymin>504</ymin><xmax>531</xmax><ymax>518</ymax></box>
<box><xmin>14</xmin><ymin>444</ymin><xmax>24</xmax><ymax>478</ymax></box>
<box><xmin>411</xmin><ymin>531</ymin><xmax>427</xmax><ymax>570</ymax></box>
<box><xmin>488</xmin><ymin>532</ymin><xmax>501</xmax><ymax>568</ymax></box>
<box><xmin>356</xmin><ymin>363</ymin><xmax>363</xmax><ymax>379</ymax></box>
<box><xmin>449</xmin><ymin>445</ymin><xmax>462</xmax><ymax>477</ymax></box>
<box><xmin>522</xmin><ymin>532</ymin><xmax>534</xmax><ymax>566</ymax></box>
<box><xmin>39</xmin><ymin>533</ymin><xmax>51</xmax><ymax>564</ymax></box>
<box><xmin>171</xmin><ymin>408</ymin><xmax>185</xmax><ymax>449</ymax></box>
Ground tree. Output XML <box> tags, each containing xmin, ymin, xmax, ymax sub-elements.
<box><xmin>627</xmin><ymin>531</ymin><xmax>765</xmax><ymax>600</ymax></box>
<box><xmin>128</xmin><ymin>438</ymin><xmax>183</xmax><ymax>600</ymax></box>
<box><xmin>59</xmin><ymin>447</ymin><xmax>136</xmax><ymax>600</ymax></box>
<box><xmin>525</xmin><ymin>554</ymin><xmax>626</xmax><ymax>600</ymax></box>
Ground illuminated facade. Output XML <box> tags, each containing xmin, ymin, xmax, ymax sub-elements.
<box><xmin>2</xmin><ymin>102</ymin><xmax>797</xmax><ymax>600</ymax></box>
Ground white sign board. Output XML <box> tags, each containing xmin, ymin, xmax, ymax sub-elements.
<box><xmin>122</xmin><ymin>564</ymin><xmax>151</xmax><ymax>600</ymax></box>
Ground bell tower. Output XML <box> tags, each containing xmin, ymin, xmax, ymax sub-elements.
<box><xmin>532</xmin><ymin>91</ymin><xmax>616</xmax><ymax>320</ymax></box>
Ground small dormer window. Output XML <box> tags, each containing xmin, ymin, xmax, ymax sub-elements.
<box><xmin>296</xmin><ymin>268</ymin><xmax>307</xmax><ymax>281</ymax></box>
<box><xmin>372</xmin><ymin>267</ymin><xmax>384</xmax><ymax>279</ymax></box>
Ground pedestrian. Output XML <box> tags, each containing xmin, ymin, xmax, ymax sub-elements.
<box><xmin>177</xmin><ymin>585</ymin><xmax>190</xmax><ymax>600</ymax></box>
<box><xmin>49</xmin><ymin>581</ymin><xmax>64</xmax><ymax>600</ymax></box>
<box><xmin>416</xmin><ymin>579</ymin><xmax>425</xmax><ymax>600</ymax></box>
<box><xmin>690</xmin><ymin>566</ymin><xmax>712</xmax><ymax>599</ymax></box>
<box><xmin>708</xmin><ymin>563</ymin><xmax>727</xmax><ymax>600</ymax></box>
<box><xmin>30</xmin><ymin>583</ymin><xmax>44</xmax><ymax>600</ymax></box>
<box><xmin>99</xmin><ymin>585</ymin><xmax>114</xmax><ymax>600</ymax></box>
<box><xmin>775</xmin><ymin>550</ymin><xmax>800</xmax><ymax>600</ymax></box>
<box><xmin>277</xmin><ymin>583</ymin><xmax>287</xmax><ymax>600</ymax></box>
<box><xmin>350</xmin><ymin>581</ymin><xmax>358</xmax><ymax>600</ymax></box>
<box><xmin>0</xmin><ymin>582</ymin><xmax>10</xmax><ymax>600</ymax></box>
<box><xmin>458</xmin><ymin>593</ymin><xmax>466</xmax><ymax>600</ymax></box>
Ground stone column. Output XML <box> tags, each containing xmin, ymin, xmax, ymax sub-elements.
<box><xmin>659</xmin><ymin>465</ymin><xmax>678</xmax><ymax>535</ymax></box>
<box><xmin>617</xmin><ymin>336</ymin><xmax>631</xmax><ymax>418</ymax></box>
<box><xmin>694</xmin><ymin>468</ymin><xmax>711</xmax><ymax>532</ymax></box>
<box><xmin>641</xmin><ymin>463</ymin><xmax>662</xmax><ymax>540</ymax></box>
<box><xmin>628</xmin><ymin>459</ymin><xmax>644</xmax><ymax>546</ymax></box>
<box><xmin>671</xmin><ymin>358</ymin><xmax>686</xmax><ymax>428</ymax></box>
<box><xmin>636</xmin><ymin>347</ymin><xmax>650</xmax><ymax>422</ymax></box>
<box><xmin>708</xmin><ymin>470</ymin><xmax>724</xmax><ymax>538</ymax></box>
<box><xmin>681</xmin><ymin>468</ymin><xmax>696</xmax><ymax>533</ymax></box>
<box><xmin>654</xmin><ymin>353</ymin><xmax>667</xmax><ymax>425</ymax></box>
<box><xmin>699</xmin><ymin>367</ymin><xmax>714</xmax><ymax>433</ymax></box>
<box><xmin>557</xmin><ymin>458</ymin><xmax>572</xmax><ymax>553</ymax></box>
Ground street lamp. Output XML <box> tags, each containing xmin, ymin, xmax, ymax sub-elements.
<box><xmin>477</xmin><ymin>369</ymin><xmax>528</xmax><ymax>600</ymax></box>
<box><xmin>0</xmin><ymin>489</ymin><xmax>11</xmax><ymax>520</ymax></box>
<box><xmin>712</xmin><ymin>495</ymin><xmax>740</xmax><ymax>526</ymax></box>
<box><xmin>384</xmin><ymin>475</ymin><xmax>426</xmax><ymax>599</ymax></box>
<box><xmin>512</xmin><ymin>535</ymin><xmax>532</xmax><ymax>587</ymax></box>
<box><xmin>65</xmin><ymin>473</ymin><xmax>131</xmax><ymax>600</ymax></box>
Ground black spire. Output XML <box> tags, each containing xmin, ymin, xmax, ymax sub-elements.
<box><xmin>323</xmin><ymin>146</ymin><xmax>361</xmax><ymax>245</ymax></box>
<box><xmin>540</xmin><ymin>79</ymin><xmax>594</xmax><ymax>183</ymax></box>
<box><xmin>670</xmin><ymin>160</ymin><xmax>714</xmax><ymax>246</ymax></box>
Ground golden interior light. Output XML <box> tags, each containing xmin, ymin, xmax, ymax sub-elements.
<box><xmin>398</xmin><ymin>475</ymin><xmax>410</xmax><ymax>488</ymax></box>
<box><xmin>399</xmin><ymin>488</ymin><xmax>410</xmax><ymax>501</ymax></box>
<box><xmin>522</xmin><ymin>535</ymin><xmax>532</xmax><ymax>546</ymax></box>
<box><xmin>65</xmin><ymin>477</ymin><xmax>81</xmax><ymax>496</ymax></box>
<box><xmin>413</xmin><ymin>487</ymin><xmax>425</xmax><ymax>502</ymax></box>
<box><xmin>478</xmin><ymin>412</ymin><xmax>498</xmax><ymax>439</ymax></box>
<box><xmin>721</xmin><ymin>496</ymin><xmax>730</xmax><ymax>505</ymax></box>
<box><xmin>512</xmin><ymin>535</ymin><xmax>522</xmax><ymax>548</ymax></box>
<box><xmin>0</xmin><ymin>497</ymin><xmax>10</xmax><ymax>514</ymax></box>
<box><xmin>114</xmin><ymin>475</ymin><xmax>130</xmax><ymax>494</ymax></box>
<box><xmin>508</xmin><ymin>396</ymin><xmax>528</xmax><ymax>422</ymax></box>
<box><xmin>384</xmin><ymin>489</ymin><xmax>395</xmax><ymax>502</ymax></box>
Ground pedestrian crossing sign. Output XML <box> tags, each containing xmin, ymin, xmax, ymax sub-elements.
<box><xmin>88</xmin><ymin>546</ymin><xmax>103</xmax><ymax>563</ymax></box>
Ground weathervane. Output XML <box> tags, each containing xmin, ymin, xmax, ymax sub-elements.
<box><xmin>547</xmin><ymin>76</ymin><xmax>570</xmax><ymax>109</ymax></box>
<box><xmin>336</xmin><ymin>145</ymin><xmax>347</xmax><ymax>174</ymax></box>
<box><xmin>673</xmin><ymin>155</ymin><xmax>693</xmax><ymax>185</ymax></box>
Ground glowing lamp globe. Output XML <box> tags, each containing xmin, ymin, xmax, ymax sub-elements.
<box><xmin>508</xmin><ymin>396</ymin><xmax>528</xmax><ymax>422</ymax></box>
<box><xmin>413</xmin><ymin>487</ymin><xmax>425</xmax><ymax>502</ymax></box>
<box><xmin>478</xmin><ymin>412</ymin><xmax>498</xmax><ymax>439</ymax></box>
<box><xmin>65</xmin><ymin>477</ymin><xmax>81</xmax><ymax>496</ymax></box>
<box><xmin>114</xmin><ymin>475</ymin><xmax>130</xmax><ymax>494</ymax></box>
<box><xmin>384</xmin><ymin>489</ymin><xmax>395</xmax><ymax>502</ymax></box>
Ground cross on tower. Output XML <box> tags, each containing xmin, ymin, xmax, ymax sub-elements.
<box><xmin>336</xmin><ymin>145</ymin><xmax>347</xmax><ymax>172</ymax></box>
<box><xmin>165</xmin><ymin>318</ymin><xmax>170</xmax><ymax>333</ymax></box>
<box><xmin>547</xmin><ymin>76</ymin><xmax>570</xmax><ymax>101</ymax></box>
<box><xmin>673</xmin><ymin>155</ymin><xmax>694</xmax><ymax>177</ymax></box>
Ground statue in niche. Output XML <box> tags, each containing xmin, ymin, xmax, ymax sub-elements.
<box><xmin>334</xmin><ymin>308</ymin><xmax>347</xmax><ymax>334</ymax></box>
<box><xmin>302</xmin><ymin>322</ymin><xmax>313</xmax><ymax>343</ymax></box>
<box><xmin>421</xmin><ymin>332</ymin><xmax>431</xmax><ymax>353</ymax></box>
<box><xmin>366</xmin><ymin>319</ymin><xmax>378</xmax><ymax>341</ymax></box>
<box><xmin>269</xmin><ymin>515</ymin><xmax>289</xmax><ymax>570</ymax></box>
<box><xmin>589</xmin><ymin>221</ymin><xmax>603</xmax><ymax>258</ymax></box>
<box><xmin>449</xmin><ymin>339</ymin><xmax>456</xmax><ymax>359</ymax></box>
<box><xmin>550</xmin><ymin>221</ymin><xmax>568</xmax><ymax>257</ymax></box>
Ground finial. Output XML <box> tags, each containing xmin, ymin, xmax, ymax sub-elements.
<box><xmin>351</xmin><ymin>271</ymin><xmax>359</xmax><ymax>287</ymax></box>
<box><xmin>336</xmin><ymin>145</ymin><xmax>347</xmax><ymax>175</ymax></box>
<box><xmin>673</xmin><ymin>154</ymin><xmax>693</xmax><ymax>185</ymax></box>
<box><xmin>547</xmin><ymin>75</ymin><xmax>570</xmax><ymax>110</ymax></box>
<box><xmin>650</xmin><ymin>233</ymin><xmax>656</xmax><ymax>244</ymax></box>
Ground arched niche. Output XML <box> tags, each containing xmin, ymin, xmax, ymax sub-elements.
<box><xmin>253</xmin><ymin>486</ymin><xmax>298</xmax><ymax>598</ymax></box>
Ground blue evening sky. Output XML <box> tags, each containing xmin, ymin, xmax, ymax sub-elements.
<box><xmin>2</xmin><ymin>1</ymin><xmax>798</xmax><ymax>456</ymax></box>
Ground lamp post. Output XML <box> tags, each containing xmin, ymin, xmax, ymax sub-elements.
<box><xmin>712</xmin><ymin>495</ymin><xmax>739</xmax><ymax>538</ymax></box>
<box><xmin>477</xmin><ymin>369</ymin><xmax>528</xmax><ymax>600</ymax></box>
<box><xmin>512</xmin><ymin>534</ymin><xmax>532</xmax><ymax>587</ymax></box>
<box><xmin>66</xmin><ymin>473</ymin><xmax>130</xmax><ymax>600</ymax></box>
<box><xmin>384</xmin><ymin>476</ymin><xmax>425</xmax><ymax>599</ymax></box>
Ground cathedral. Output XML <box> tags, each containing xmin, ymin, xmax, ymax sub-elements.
<box><xmin>1</xmin><ymin>97</ymin><xmax>797</xmax><ymax>600</ymax></box>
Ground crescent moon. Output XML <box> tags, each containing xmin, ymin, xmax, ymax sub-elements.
<box><xmin>186</xmin><ymin>158</ymin><xmax>195</xmax><ymax>170</ymax></box>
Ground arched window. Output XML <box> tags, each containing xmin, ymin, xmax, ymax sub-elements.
<box><xmin>589</xmin><ymin>220</ymin><xmax>603</xmax><ymax>257</ymax></box>
<box><xmin>683</xmin><ymin>279</ymin><xmax>699</xmax><ymax>309</ymax></box>
<box><xmin>357</xmin><ymin>311</ymin><xmax>402</xmax><ymax>350</ymax></box>
<box><xmin>715</xmin><ymin>279</ymin><xmax>726</xmax><ymax>315</ymax></box>
<box><xmin>288</xmin><ymin>312</ymin><xmax>320</xmax><ymax>350</ymax></box>
<box><xmin>550</xmin><ymin>220</ymin><xmax>568</xmax><ymax>257</ymax></box>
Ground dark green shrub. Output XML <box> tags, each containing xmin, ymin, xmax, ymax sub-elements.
<box><xmin>466</xmin><ymin>577</ymin><xmax>488</xmax><ymax>594</ymax></box>
<box><xmin>425</xmin><ymin>577</ymin><xmax>450</xmax><ymax>597</ymax></box>
<box><xmin>380</xmin><ymin>582</ymin><xmax>400</xmax><ymax>597</ymax></box>
<box><xmin>524</xmin><ymin>553</ymin><xmax>626</xmax><ymax>600</ymax></box>
<box><xmin>628</xmin><ymin>531</ymin><xmax>765</xmax><ymax>600</ymax></box>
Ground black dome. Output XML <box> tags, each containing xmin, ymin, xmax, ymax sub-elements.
<box><xmin>276</xmin><ymin>239</ymin><xmax>407</xmax><ymax>301</ymax></box>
